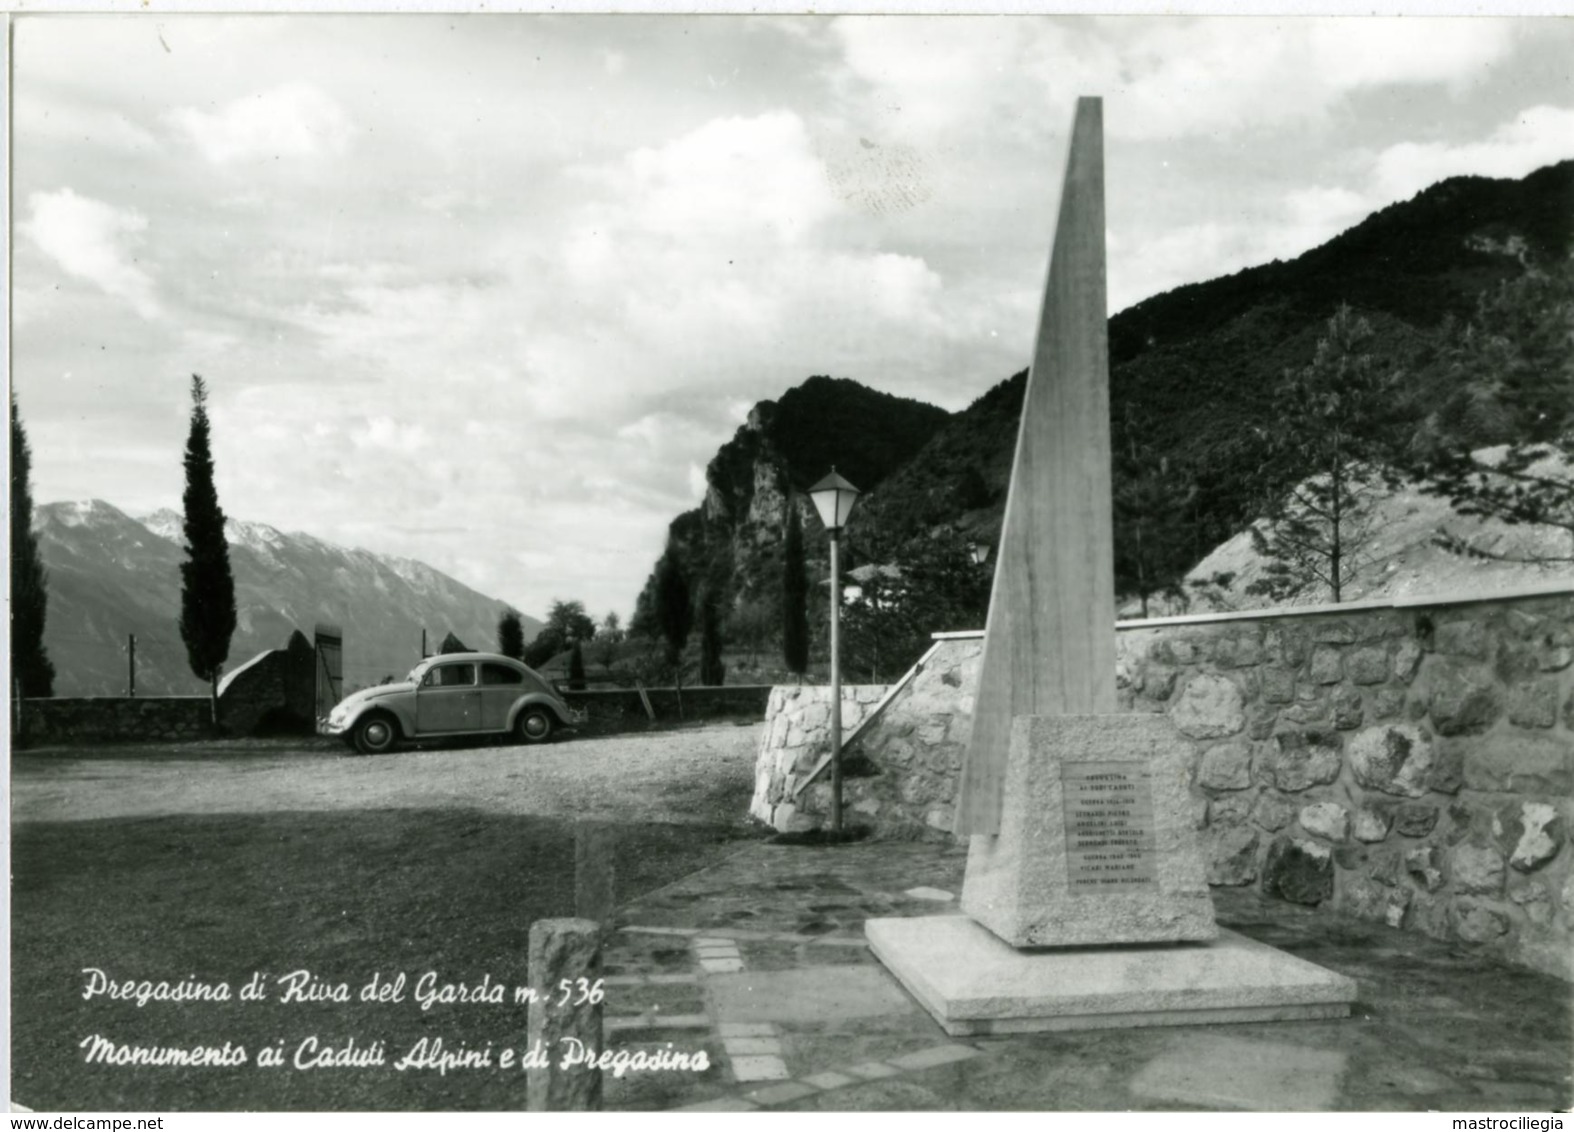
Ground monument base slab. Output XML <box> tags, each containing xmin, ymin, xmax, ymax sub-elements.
<box><xmin>866</xmin><ymin>915</ymin><xmax>1357</xmax><ymax>1036</ymax></box>
<box><xmin>962</xmin><ymin>713</ymin><xmax>1218</xmax><ymax>947</ymax></box>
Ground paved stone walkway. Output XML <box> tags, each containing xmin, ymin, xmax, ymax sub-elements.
<box><xmin>594</xmin><ymin>839</ymin><xmax>1572</xmax><ymax>1112</ymax></box>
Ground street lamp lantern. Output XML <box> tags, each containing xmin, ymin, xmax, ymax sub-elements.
<box><xmin>808</xmin><ymin>470</ymin><xmax>861</xmax><ymax>533</ymax></box>
<box><xmin>807</xmin><ymin>468</ymin><xmax>860</xmax><ymax>834</ymax></box>
<box><xmin>969</xmin><ymin>539</ymin><xmax>992</xmax><ymax>566</ymax></box>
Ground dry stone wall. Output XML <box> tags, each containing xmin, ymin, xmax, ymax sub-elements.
<box><xmin>751</xmin><ymin>591</ymin><xmax>1574</xmax><ymax>978</ymax></box>
<box><xmin>749</xmin><ymin>684</ymin><xmax>893</xmax><ymax>833</ymax></box>
<box><xmin>17</xmin><ymin>696</ymin><xmax>212</xmax><ymax>745</ymax></box>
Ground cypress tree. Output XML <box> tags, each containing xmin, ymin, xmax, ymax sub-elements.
<box><xmin>497</xmin><ymin>609</ymin><xmax>525</xmax><ymax>661</ymax></box>
<box><xmin>568</xmin><ymin>641</ymin><xmax>587</xmax><ymax>690</ymax></box>
<box><xmin>781</xmin><ymin>500</ymin><xmax>809</xmax><ymax>677</ymax></box>
<box><xmin>699</xmin><ymin>588</ymin><xmax>725</xmax><ymax>686</ymax></box>
<box><xmin>653</xmin><ymin>545</ymin><xmax>693</xmax><ymax>714</ymax></box>
<box><xmin>178</xmin><ymin>375</ymin><xmax>237</xmax><ymax>723</ymax></box>
<box><xmin>10</xmin><ymin>398</ymin><xmax>55</xmax><ymax>697</ymax></box>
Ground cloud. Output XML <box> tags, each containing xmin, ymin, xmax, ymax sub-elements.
<box><xmin>1110</xmin><ymin>99</ymin><xmax>1572</xmax><ymax>310</ymax></box>
<box><xmin>13</xmin><ymin>14</ymin><xmax>1568</xmax><ymax>622</ymax></box>
<box><xmin>350</xmin><ymin>416</ymin><xmax>431</xmax><ymax>455</ymax></box>
<box><xmin>168</xmin><ymin>83</ymin><xmax>351</xmax><ymax>164</ymax></box>
<box><xmin>1283</xmin><ymin>186</ymin><xmax>1371</xmax><ymax>234</ymax></box>
<box><xmin>1372</xmin><ymin>103</ymin><xmax>1574</xmax><ymax>201</ymax></box>
<box><xmin>286</xmin><ymin>277</ymin><xmax>501</xmax><ymax>375</ymax></box>
<box><xmin>18</xmin><ymin>188</ymin><xmax>161</xmax><ymax>319</ymax></box>
<box><xmin>830</xmin><ymin>17</ymin><xmax>1520</xmax><ymax>145</ymax></box>
<box><xmin>1306</xmin><ymin>18</ymin><xmax>1516</xmax><ymax>91</ymax></box>
<box><xmin>541</xmin><ymin>110</ymin><xmax>965</xmax><ymax>419</ymax></box>
<box><xmin>831</xmin><ymin>18</ymin><xmax>1088</xmax><ymax>144</ymax></box>
<box><xmin>574</xmin><ymin>112</ymin><xmax>839</xmax><ymax>244</ymax></box>
<box><xmin>1106</xmin><ymin>19</ymin><xmax>1517</xmax><ymax>140</ymax></box>
<box><xmin>13</xmin><ymin>97</ymin><xmax>159</xmax><ymax>152</ymax></box>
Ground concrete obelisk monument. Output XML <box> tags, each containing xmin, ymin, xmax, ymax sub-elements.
<box><xmin>866</xmin><ymin>97</ymin><xmax>1357</xmax><ymax>1033</ymax></box>
<box><xmin>953</xmin><ymin>96</ymin><xmax>1215</xmax><ymax>948</ymax></box>
<box><xmin>952</xmin><ymin>96</ymin><xmax>1119</xmax><ymax>841</ymax></box>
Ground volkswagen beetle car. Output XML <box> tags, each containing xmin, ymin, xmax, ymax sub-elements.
<box><xmin>320</xmin><ymin>652</ymin><xmax>582</xmax><ymax>754</ymax></box>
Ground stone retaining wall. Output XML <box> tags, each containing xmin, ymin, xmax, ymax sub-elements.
<box><xmin>17</xmin><ymin>696</ymin><xmax>213</xmax><ymax>745</ymax></box>
<box><xmin>751</xmin><ymin>589</ymin><xmax>1574</xmax><ymax>979</ymax></box>
<box><xmin>749</xmin><ymin>684</ymin><xmax>893</xmax><ymax>833</ymax></box>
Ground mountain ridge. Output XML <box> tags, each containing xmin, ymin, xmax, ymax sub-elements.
<box><xmin>634</xmin><ymin>160</ymin><xmax>1574</xmax><ymax>670</ymax></box>
<box><xmin>34</xmin><ymin>499</ymin><xmax>541</xmax><ymax>697</ymax></box>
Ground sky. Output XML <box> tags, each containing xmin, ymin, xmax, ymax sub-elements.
<box><xmin>10</xmin><ymin>13</ymin><xmax>1574</xmax><ymax>622</ymax></box>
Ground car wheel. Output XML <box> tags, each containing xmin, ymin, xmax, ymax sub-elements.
<box><xmin>352</xmin><ymin>713</ymin><xmax>399</xmax><ymax>755</ymax></box>
<box><xmin>515</xmin><ymin>706</ymin><xmax>554</xmax><ymax>745</ymax></box>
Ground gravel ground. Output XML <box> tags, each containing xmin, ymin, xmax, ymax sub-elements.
<box><xmin>10</xmin><ymin>721</ymin><xmax>764</xmax><ymax>826</ymax></box>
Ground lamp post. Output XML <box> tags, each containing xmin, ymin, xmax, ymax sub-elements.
<box><xmin>808</xmin><ymin>469</ymin><xmax>861</xmax><ymax>834</ymax></box>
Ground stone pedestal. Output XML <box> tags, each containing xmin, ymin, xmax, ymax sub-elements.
<box><xmin>866</xmin><ymin>916</ymin><xmax>1357</xmax><ymax>1035</ymax></box>
<box><xmin>961</xmin><ymin>714</ymin><xmax>1217</xmax><ymax>947</ymax></box>
<box><xmin>868</xmin><ymin>711</ymin><xmax>1358</xmax><ymax>1034</ymax></box>
<box><xmin>574</xmin><ymin>822</ymin><xmax>617</xmax><ymax>926</ymax></box>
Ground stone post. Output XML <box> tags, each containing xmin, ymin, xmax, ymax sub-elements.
<box><xmin>527</xmin><ymin>917</ymin><xmax>604</xmax><ymax>1111</ymax></box>
<box><xmin>574</xmin><ymin>822</ymin><xmax>617</xmax><ymax>927</ymax></box>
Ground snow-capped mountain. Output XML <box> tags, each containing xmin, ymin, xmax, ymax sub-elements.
<box><xmin>31</xmin><ymin>500</ymin><xmax>542</xmax><ymax>697</ymax></box>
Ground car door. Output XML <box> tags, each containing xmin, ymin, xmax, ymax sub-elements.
<box><xmin>415</xmin><ymin>662</ymin><xmax>480</xmax><ymax>733</ymax></box>
<box><xmin>478</xmin><ymin>662</ymin><xmax>526</xmax><ymax>731</ymax></box>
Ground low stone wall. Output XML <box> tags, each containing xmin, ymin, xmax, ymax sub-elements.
<box><xmin>751</xmin><ymin>588</ymin><xmax>1574</xmax><ymax>979</ymax></box>
<box><xmin>564</xmin><ymin>684</ymin><xmax>773</xmax><ymax>736</ymax></box>
<box><xmin>17</xmin><ymin>696</ymin><xmax>212</xmax><ymax>745</ymax></box>
<box><xmin>16</xmin><ymin>680</ymin><xmax>772</xmax><ymax>747</ymax></box>
<box><xmin>19</xmin><ymin>635</ymin><xmax>320</xmax><ymax>746</ymax></box>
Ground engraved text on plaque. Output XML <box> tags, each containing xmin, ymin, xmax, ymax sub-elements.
<box><xmin>1061</xmin><ymin>761</ymin><xmax>1157</xmax><ymax>891</ymax></box>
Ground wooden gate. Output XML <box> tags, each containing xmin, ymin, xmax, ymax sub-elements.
<box><xmin>314</xmin><ymin>622</ymin><xmax>344</xmax><ymax>719</ymax></box>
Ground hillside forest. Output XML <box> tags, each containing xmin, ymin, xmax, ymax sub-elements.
<box><xmin>629</xmin><ymin>161</ymin><xmax>1574</xmax><ymax>686</ymax></box>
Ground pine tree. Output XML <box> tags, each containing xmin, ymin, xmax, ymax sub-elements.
<box><xmin>781</xmin><ymin>500</ymin><xmax>809</xmax><ymax>677</ymax></box>
<box><xmin>1418</xmin><ymin>260</ymin><xmax>1574</xmax><ymax>564</ymax></box>
<box><xmin>699</xmin><ymin>588</ymin><xmax>726</xmax><ymax>686</ymax></box>
<box><xmin>10</xmin><ymin>398</ymin><xmax>55</xmax><ymax>697</ymax></box>
<box><xmin>178</xmin><ymin>375</ymin><xmax>237</xmax><ymax>723</ymax></box>
<box><xmin>1247</xmin><ymin>308</ymin><xmax>1403</xmax><ymax>603</ymax></box>
<box><xmin>497</xmin><ymin>609</ymin><xmax>525</xmax><ymax>661</ymax></box>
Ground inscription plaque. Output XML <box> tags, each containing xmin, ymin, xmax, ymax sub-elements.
<box><xmin>1061</xmin><ymin>761</ymin><xmax>1157</xmax><ymax>891</ymax></box>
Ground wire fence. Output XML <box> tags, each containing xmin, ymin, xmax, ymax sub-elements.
<box><xmin>33</xmin><ymin>628</ymin><xmax>433</xmax><ymax>700</ymax></box>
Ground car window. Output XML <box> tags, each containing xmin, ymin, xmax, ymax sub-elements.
<box><xmin>481</xmin><ymin>663</ymin><xmax>524</xmax><ymax>686</ymax></box>
<box><xmin>424</xmin><ymin>663</ymin><xmax>475</xmax><ymax>688</ymax></box>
